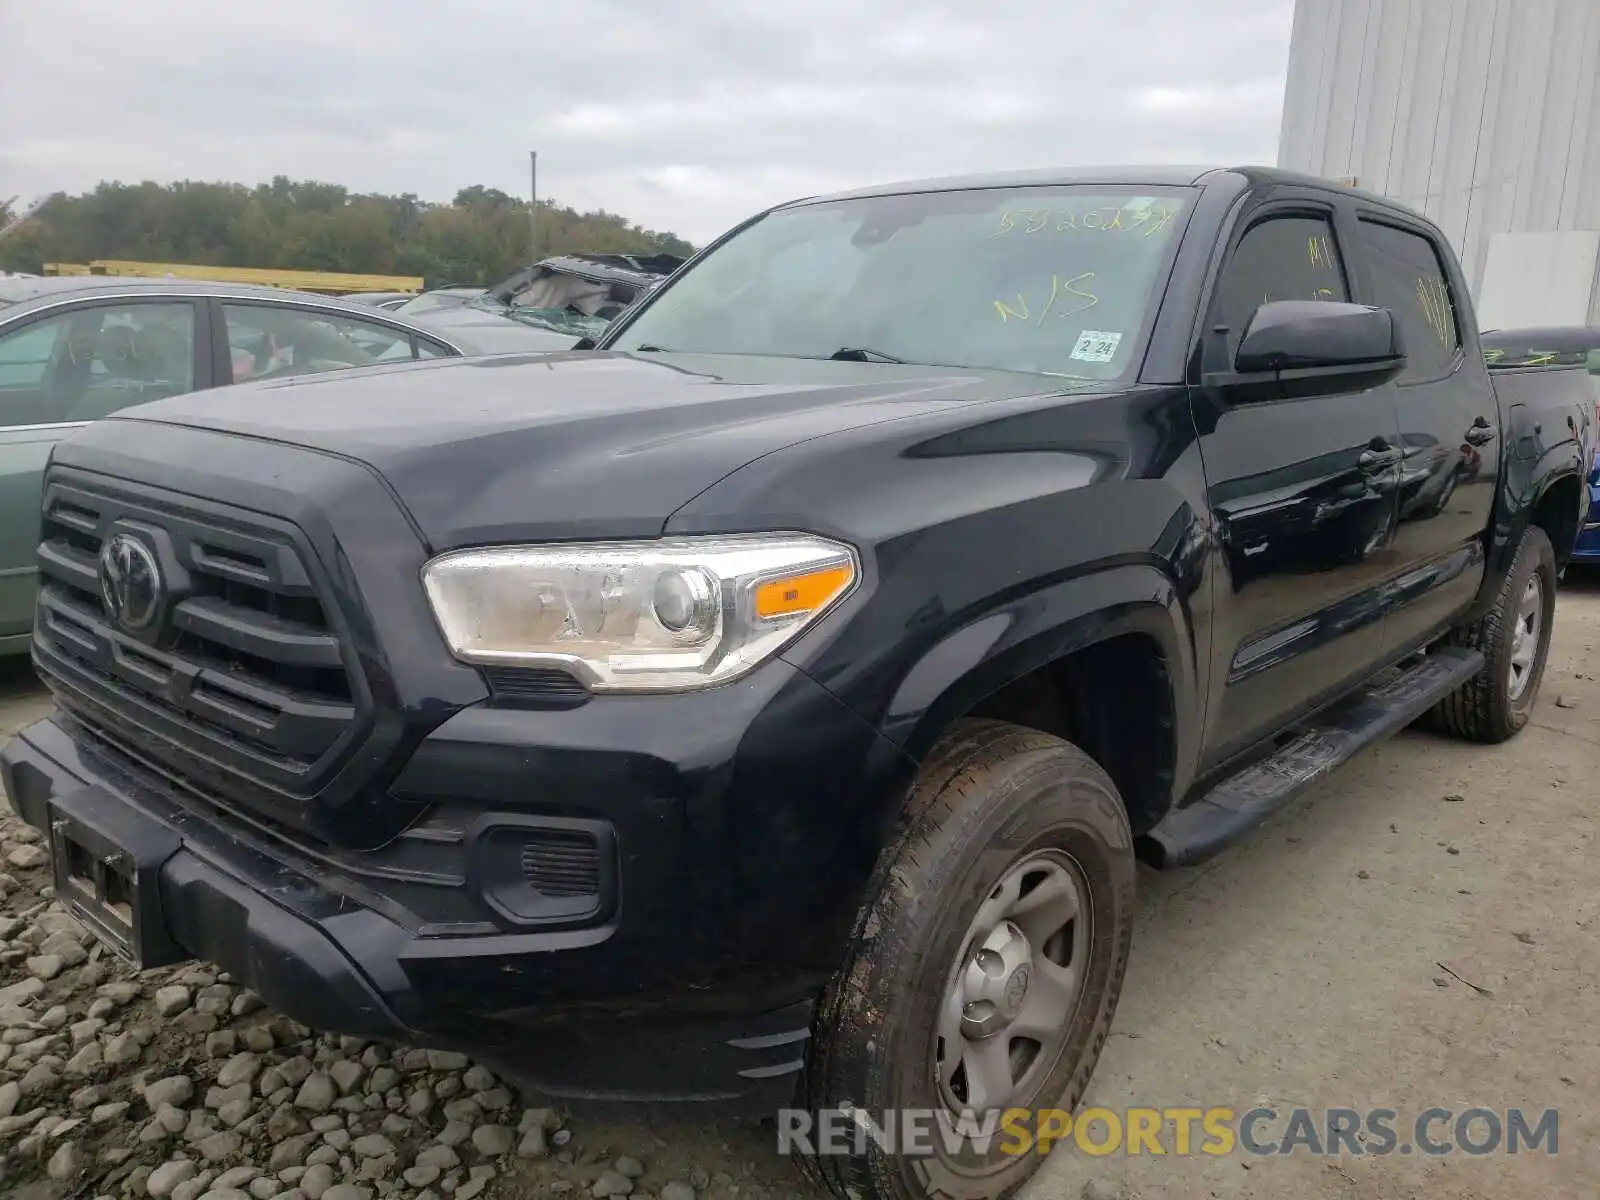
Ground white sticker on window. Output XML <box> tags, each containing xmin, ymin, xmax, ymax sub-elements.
<box><xmin>1070</xmin><ymin>330</ymin><xmax>1122</xmax><ymax>363</ymax></box>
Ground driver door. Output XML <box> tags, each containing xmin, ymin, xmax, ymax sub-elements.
<box><xmin>1190</xmin><ymin>197</ymin><xmax>1406</xmax><ymax>766</ymax></box>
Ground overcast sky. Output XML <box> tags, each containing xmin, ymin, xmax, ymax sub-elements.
<box><xmin>0</xmin><ymin>0</ymin><xmax>1295</xmax><ymax>246</ymax></box>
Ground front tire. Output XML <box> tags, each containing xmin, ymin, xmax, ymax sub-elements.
<box><xmin>1431</xmin><ymin>523</ymin><xmax>1557</xmax><ymax>743</ymax></box>
<box><xmin>800</xmin><ymin>719</ymin><xmax>1136</xmax><ymax>1200</ymax></box>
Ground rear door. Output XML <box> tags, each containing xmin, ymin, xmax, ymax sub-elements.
<box><xmin>0</xmin><ymin>297</ymin><xmax>209</xmax><ymax>645</ymax></box>
<box><xmin>1346</xmin><ymin>211</ymin><xmax>1498</xmax><ymax>654</ymax></box>
<box><xmin>1192</xmin><ymin>192</ymin><xmax>1406</xmax><ymax>763</ymax></box>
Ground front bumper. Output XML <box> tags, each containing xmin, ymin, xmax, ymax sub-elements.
<box><xmin>4</xmin><ymin>715</ymin><xmax>417</xmax><ymax>1038</ymax></box>
<box><xmin>3</xmin><ymin>655</ymin><xmax>910</xmax><ymax>1112</ymax></box>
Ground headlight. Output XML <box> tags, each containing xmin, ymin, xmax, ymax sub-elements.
<box><xmin>421</xmin><ymin>533</ymin><xmax>859</xmax><ymax>693</ymax></box>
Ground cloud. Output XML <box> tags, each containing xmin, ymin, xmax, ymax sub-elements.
<box><xmin>0</xmin><ymin>0</ymin><xmax>1293</xmax><ymax>245</ymax></box>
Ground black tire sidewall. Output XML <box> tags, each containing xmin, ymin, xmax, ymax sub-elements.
<box><xmin>812</xmin><ymin>730</ymin><xmax>1136</xmax><ymax>1200</ymax></box>
<box><xmin>1493</xmin><ymin>527</ymin><xmax>1557</xmax><ymax>731</ymax></box>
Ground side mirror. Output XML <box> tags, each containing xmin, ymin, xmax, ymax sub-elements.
<box><xmin>1586</xmin><ymin>348</ymin><xmax>1600</xmax><ymax>376</ymax></box>
<box><xmin>1207</xmin><ymin>300</ymin><xmax>1407</xmax><ymax>402</ymax></box>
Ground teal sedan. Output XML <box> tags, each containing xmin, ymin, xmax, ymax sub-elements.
<box><xmin>0</xmin><ymin>276</ymin><xmax>528</xmax><ymax>655</ymax></box>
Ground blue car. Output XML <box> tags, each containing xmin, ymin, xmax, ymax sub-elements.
<box><xmin>1577</xmin><ymin>448</ymin><xmax>1600</xmax><ymax>562</ymax></box>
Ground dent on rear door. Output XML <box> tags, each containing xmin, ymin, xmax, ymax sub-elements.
<box><xmin>0</xmin><ymin>427</ymin><xmax>65</xmax><ymax>643</ymax></box>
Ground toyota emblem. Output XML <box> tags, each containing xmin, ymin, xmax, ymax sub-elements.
<box><xmin>98</xmin><ymin>534</ymin><xmax>163</xmax><ymax>633</ymax></box>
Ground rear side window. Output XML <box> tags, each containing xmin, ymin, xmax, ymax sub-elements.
<box><xmin>1358</xmin><ymin>220</ymin><xmax>1461</xmax><ymax>382</ymax></box>
<box><xmin>222</xmin><ymin>304</ymin><xmax>424</xmax><ymax>384</ymax></box>
<box><xmin>1210</xmin><ymin>214</ymin><xmax>1350</xmax><ymax>364</ymax></box>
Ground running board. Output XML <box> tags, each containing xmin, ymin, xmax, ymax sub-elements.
<box><xmin>1143</xmin><ymin>646</ymin><xmax>1484</xmax><ymax>868</ymax></box>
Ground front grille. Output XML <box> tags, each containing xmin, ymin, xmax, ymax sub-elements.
<box><xmin>33</xmin><ymin>474</ymin><xmax>363</xmax><ymax>798</ymax></box>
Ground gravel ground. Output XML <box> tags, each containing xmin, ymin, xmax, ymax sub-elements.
<box><xmin>1</xmin><ymin>578</ymin><xmax>1596</xmax><ymax>1200</ymax></box>
<box><xmin>0</xmin><ymin>664</ymin><xmax>801</xmax><ymax>1200</ymax></box>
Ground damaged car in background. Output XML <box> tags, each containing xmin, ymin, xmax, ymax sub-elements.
<box><xmin>414</xmin><ymin>253</ymin><xmax>684</xmax><ymax>351</ymax></box>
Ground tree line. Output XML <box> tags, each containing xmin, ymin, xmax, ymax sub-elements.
<box><xmin>0</xmin><ymin>178</ymin><xmax>697</xmax><ymax>289</ymax></box>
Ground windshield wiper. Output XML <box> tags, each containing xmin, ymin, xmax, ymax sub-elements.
<box><xmin>634</xmin><ymin>344</ymin><xmax>671</xmax><ymax>352</ymax></box>
<box><xmin>830</xmin><ymin>346</ymin><xmax>906</xmax><ymax>363</ymax></box>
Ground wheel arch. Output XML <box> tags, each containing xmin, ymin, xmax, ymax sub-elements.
<box><xmin>1529</xmin><ymin>471</ymin><xmax>1585</xmax><ymax>569</ymax></box>
<box><xmin>880</xmin><ymin>562</ymin><xmax>1201</xmax><ymax>837</ymax></box>
<box><xmin>1470</xmin><ymin>460</ymin><xmax>1589</xmax><ymax>624</ymax></box>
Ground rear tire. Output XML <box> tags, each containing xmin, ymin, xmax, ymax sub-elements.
<box><xmin>1429</xmin><ymin>524</ymin><xmax>1557</xmax><ymax>743</ymax></box>
<box><xmin>798</xmin><ymin>719</ymin><xmax>1136</xmax><ymax>1200</ymax></box>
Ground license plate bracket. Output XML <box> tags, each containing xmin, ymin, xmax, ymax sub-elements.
<box><xmin>45</xmin><ymin>786</ymin><xmax>188</xmax><ymax>971</ymax></box>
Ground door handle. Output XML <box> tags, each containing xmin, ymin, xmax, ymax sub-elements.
<box><xmin>1464</xmin><ymin>417</ymin><xmax>1496</xmax><ymax>446</ymax></box>
<box><xmin>1357</xmin><ymin>445</ymin><xmax>1402</xmax><ymax>472</ymax></box>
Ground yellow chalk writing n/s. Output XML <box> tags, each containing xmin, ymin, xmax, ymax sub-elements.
<box><xmin>992</xmin><ymin>273</ymin><xmax>1097</xmax><ymax>326</ymax></box>
<box><xmin>994</xmin><ymin>294</ymin><xmax>1030</xmax><ymax>321</ymax></box>
<box><xmin>1036</xmin><ymin>273</ymin><xmax>1063</xmax><ymax>324</ymax></box>
<box><xmin>1062</xmin><ymin>271</ymin><xmax>1099</xmax><ymax>316</ymax></box>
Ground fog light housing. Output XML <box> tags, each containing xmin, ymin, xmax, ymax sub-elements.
<box><xmin>465</xmin><ymin>814</ymin><xmax>617</xmax><ymax>929</ymax></box>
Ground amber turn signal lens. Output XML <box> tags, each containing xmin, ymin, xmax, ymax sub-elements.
<box><xmin>754</xmin><ymin>563</ymin><xmax>854</xmax><ymax>619</ymax></box>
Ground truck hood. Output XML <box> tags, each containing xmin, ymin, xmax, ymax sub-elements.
<box><xmin>107</xmin><ymin>350</ymin><xmax>1074</xmax><ymax>550</ymax></box>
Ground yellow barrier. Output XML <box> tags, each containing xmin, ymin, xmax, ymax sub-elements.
<box><xmin>42</xmin><ymin>261</ymin><xmax>422</xmax><ymax>294</ymax></box>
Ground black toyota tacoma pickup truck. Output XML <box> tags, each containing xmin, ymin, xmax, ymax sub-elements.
<box><xmin>3</xmin><ymin>167</ymin><xmax>1593</xmax><ymax>1200</ymax></box>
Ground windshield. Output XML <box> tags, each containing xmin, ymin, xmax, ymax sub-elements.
<box><xmin>605</xmin><ymin>185</ymin><xmax>1194</xmax><ymax>378</ymax></box>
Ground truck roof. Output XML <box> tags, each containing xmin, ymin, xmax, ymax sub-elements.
<box><xmin>792</xmin><ymin>164</ymin><xmax>1420</xmax><ymax>220</ymax></box>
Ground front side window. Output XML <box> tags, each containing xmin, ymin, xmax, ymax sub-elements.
<box><xmin>1209</xmin><ymin>214</ymin><xmax>1351</xmax><ymax>365</ymax></box>
<box><xmin>0</xmin><ymin>301</ymin><xmax>197</xmax><ymax>427</ymax></box>
<box><xmin>606</xmin><ymin>186</ymin><xmax>1196</xmax><ymax>380</ymax></box>
<box><xmin>1359</xmin><ymin>219</ymin><xmax>1461</xmax><ymax>382</ymax></box>
<box><xmin>223</xmin><ymin>304</ymin><xmax>422</xmax><ymax>384</ymax></box>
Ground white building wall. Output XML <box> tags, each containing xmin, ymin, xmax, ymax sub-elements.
<box><xmin>1277</xmin><ymin>0</ymin><xmax>1600</xmax><ymax>324</ymax></box>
